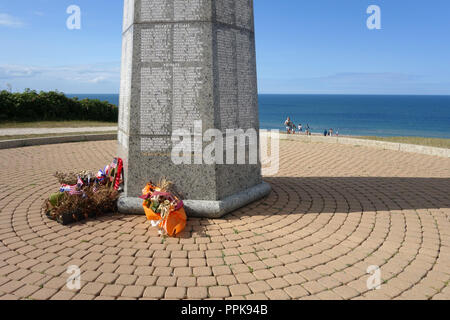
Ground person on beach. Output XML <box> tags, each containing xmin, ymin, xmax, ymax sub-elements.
<box><xmin>306</xmin><ymin>124</ymin><xmax>311</xmax><ymax>135</ymax></box>
<box><xmin>291</xmin><ymin>122</ymin><xmax>296</xmax><ymax>134</ymax></box>
<box><xmin>324</xmin><ymin>129</ymin><xmax>328</xmax><ymax>136</ymax></box>
<box><xmin>298</xmin><ymin>124</ymin><xmax>302</xmax><ymax>133</ymax></box>
<box><xmin>284</xmin><ymin>117</ymin><xmax>291</xmax><ymax>134</ymax></box>
<box><xmin>329</xmin><ymin>128</ymin><xmax>333</xmax><ymax>136</ymax></box>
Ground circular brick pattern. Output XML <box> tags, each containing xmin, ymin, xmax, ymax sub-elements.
<box><xmin>0</xmin><ymin>140</ymin><xmax>449</xmax><ymax>300</ymax></box>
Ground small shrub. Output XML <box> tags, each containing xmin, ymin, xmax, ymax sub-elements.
<box><xmin>0</xmin><ymin>90</ymin><xmax>118</xmax><ymax>122</ymax></box>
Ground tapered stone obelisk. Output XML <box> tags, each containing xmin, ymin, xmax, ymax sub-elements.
<box><xmin>117</xmin><ymin>0</ymin><xmax>270</xmax><ymax>218</ymax></box>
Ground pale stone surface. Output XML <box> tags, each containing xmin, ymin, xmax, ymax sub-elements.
<box><xmin>0</xmin><ymin>127</ymin><xmax>117</xmax><ymax>136</ymax></box>
<box><xmin>273</xmin><ymin>132</ymin><xmax>450</xmax><ymax>158</ymax></box>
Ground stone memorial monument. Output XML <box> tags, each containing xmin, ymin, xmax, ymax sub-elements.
<box><xmin>117</xmin><ymin>0</ymin><xmax>271</xmax><ymax>218</ymax></box>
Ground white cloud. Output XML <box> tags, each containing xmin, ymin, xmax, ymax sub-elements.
<box><xmin>87</xmin><ymin>76</ymin><xmax>108</xmax><ymax>84</ymax></box>
<box><xmin>0</xmin><ymin>63</ymin><xmax>119</xmax><ymax>83</ymax></box>
<box><xmin>318</xmin><ymin>72</ymin><xmax>422</xmax><ymax>84</ymax></box>
<box><xmin>259</xmin><ymin>72</ymin><xmax>450</xmax><ymax>95</ymax></box>
<box><xmin>0</xmin><ymin>13</ymin><xmax>24</xmax><ymax>28</ymax></box>
<box><xmin>0</xmin><ymin>65</ymin><xmax>40</xmax><ymax>78</ymax></box>
<box><xmin>0</xmin><ymin>63</ymin><xmax>120</xmax><ymax>93</ymax></box>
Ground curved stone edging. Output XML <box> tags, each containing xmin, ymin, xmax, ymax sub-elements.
<box><xmin>0</xmin><ymin>133</ymin><xmax>117</xmax><ymax>150</ymax></box>
<box><xmin>270</xmin><ymin>132</ymin><xmax>450</xmax><ymax>158</ymax></box>
<box><xmin>1</xmin><ymin>131</ymin><xmax>448</xmax><ymax>159</ymax></box>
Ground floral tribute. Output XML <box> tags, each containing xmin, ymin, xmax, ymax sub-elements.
<box><xmin>43</xmin><ymin>158</ymin><xmax>124</xmax><ymax>225</ymax></box>
<box><xmin>140</xmin><ymin>178</ymin><xmax>187</xmax><ymax>237</ymax></box>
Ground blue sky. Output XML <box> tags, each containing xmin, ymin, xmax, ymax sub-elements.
<box><xmin>0</xmin><ymin>0</ymin><xmax>449</xmax><ymax>94</ymax></box>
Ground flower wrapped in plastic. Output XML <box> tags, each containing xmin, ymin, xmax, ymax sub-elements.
<box><xmin>140</xmin><ymin>180</ymin><xmax>186</xmax><ymax>237</ymax></box>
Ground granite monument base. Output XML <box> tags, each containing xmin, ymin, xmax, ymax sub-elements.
<box><xmin>118</xmin><ymin>0</ymin><xmax>266</xmax><ymax>218</ymax></box>
<box><xmin>118</xmin><ymin>181</ymin><xmax>271</xmax><ymax>218</ymax></box>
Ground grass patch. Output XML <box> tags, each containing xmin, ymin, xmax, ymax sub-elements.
<box><xmin>358</xmin><ymin>136</ymin><xmax>450</xmax><ymax>149</ymax></box>
<box><xmin>0</xmin><ymin>121</ymin><xmax>117</xmax><ymax>129</ymax></box>
<box><xmin>0</xmin><ymin>131</ymin><xmax>117</xmax><ymax>141</ymax></box>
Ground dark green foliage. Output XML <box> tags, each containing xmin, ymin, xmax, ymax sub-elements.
<box><xmin>0</xmin><ymin>89</ymin><xmax>118</xmax><ymax>122</ymax></box>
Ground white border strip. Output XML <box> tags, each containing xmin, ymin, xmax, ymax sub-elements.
<box><xmin>263</xmin><ymin>131</ymin><xmax>450</xmax><ymax>158</ymax></box>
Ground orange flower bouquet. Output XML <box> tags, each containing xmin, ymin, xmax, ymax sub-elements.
<box><xmin>140</xmin><ymin>179</ymin><xmax>186</xmax><ymax>237</ymax></box>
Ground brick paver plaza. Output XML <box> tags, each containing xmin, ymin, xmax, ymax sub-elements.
<box><xmin>0</xmin><ymin>140</ymin><xmax>449</xmax><ymax>300</ymax></box>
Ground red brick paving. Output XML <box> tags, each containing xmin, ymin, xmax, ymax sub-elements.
<box><xmin>0</xmin><ymin>140</ymin><xmax>449</xmax><ymax>300</ymax></box>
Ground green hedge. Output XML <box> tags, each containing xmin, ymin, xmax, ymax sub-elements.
<box><xmin>0</xmin><ymin>90</ymin><xmax>118</xmax><ymax>122</ymax></box>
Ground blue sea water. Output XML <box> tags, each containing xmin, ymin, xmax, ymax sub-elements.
<box><xmin>66</xmin><ymin>94</ymin><xmax>450</xmax><ymax>139</ymax></box>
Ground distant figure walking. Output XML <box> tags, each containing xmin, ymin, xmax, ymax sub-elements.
<box><xmin>284</xmin><ymin>117</ymin><xmax>291</xmax><ymax>134</ymax></box>
<box><xmin>329</xmin><ymin>128</ymin><xmax>333</xmax><ymax>136</ymax></box>
<box><xmin>324</xmin><ymin>129</ymin><xmax>328</xmax><ymax>136</ymax></box>
<box><xmin>306</xmin><ymin>124</ymin><xmax>311</xmax><ymax>135</ymax></box>
<box><xmin>298</xmin><ymin>124</ymin><xmax>303</xmax><ymax>133</ymax></box>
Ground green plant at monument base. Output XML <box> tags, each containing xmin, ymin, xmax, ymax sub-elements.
<box><xmin>48</xmin><ymin>192</ymin><xmax>65</xmax><ymax>207</ymax></box>
<box><xmin>44</xmin><ymin>183</ymin><xmax>120</xmax><ymax>225</ymax></box>
<box><xmin>43</xmin><ymin>158</ymin><xmax>124</xmax><ymax>225</ymax></box>
<box><xmin>0</xmin><ymin>89</ymin><xmax>118</xmax><ymax>122</ymax></box>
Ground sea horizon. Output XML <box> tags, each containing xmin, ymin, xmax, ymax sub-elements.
<box><xmin>66</xmin><ymin>93</ymin><xmax>450</xmax><ymax>139</ymax></box>
<box><xmin>66</xmin><ymin>93</ymin><xmax>450</xmax><ymax>96</ymax></box>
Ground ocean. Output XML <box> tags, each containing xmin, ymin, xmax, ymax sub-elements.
<box><xmin>66</xmin><ymin>94</ymin><xmax>450</xmax><ymax>139</ymax></box>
